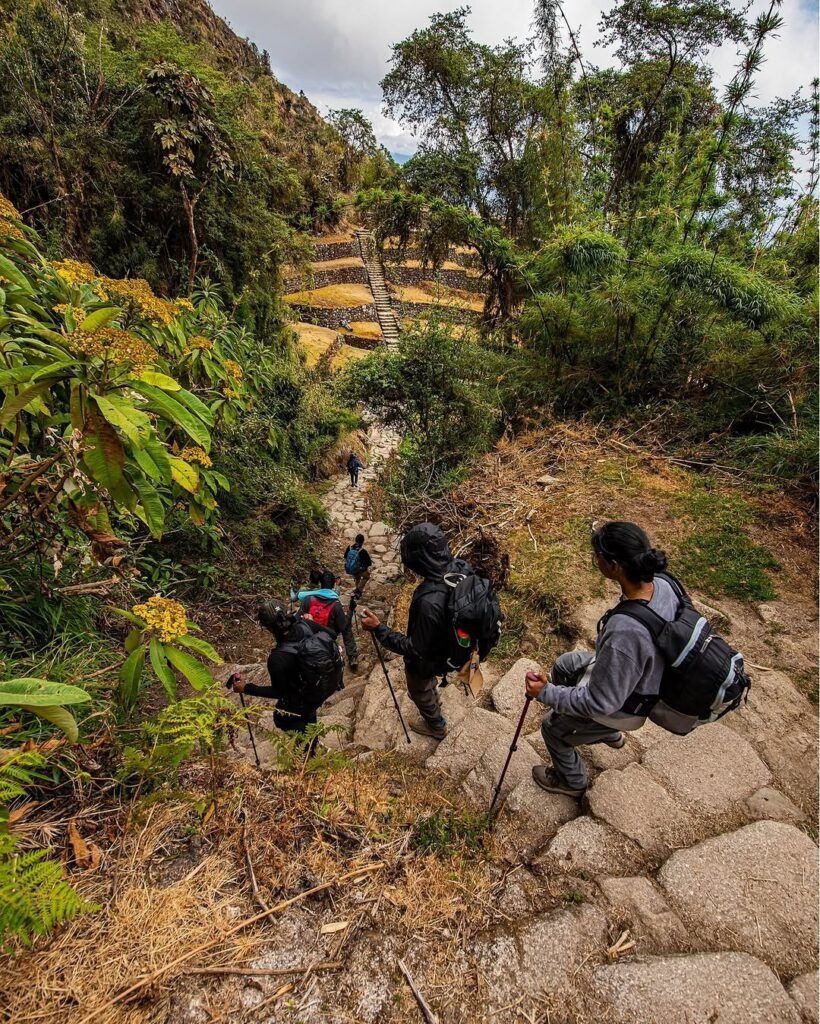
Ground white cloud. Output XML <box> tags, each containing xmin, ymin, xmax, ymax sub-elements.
<box><xmin>211</xmin><ymin>0</ymin><xmax>819</xmax><ymax>153</ymax></box>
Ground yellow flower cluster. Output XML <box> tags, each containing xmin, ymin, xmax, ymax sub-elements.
<box><xmin>69</xmin><ymin>326</ymin><xmax>157</xmax><ymax>372</ymax></box>
<box><xmin>102</xmin><ymin>276</ymin><xmax>181</xmax><ymax>326</ymax></box>
<box><xmin>188</xmin><ymin>334</ymin><xmax>213</xmax><ymax>350</ymax></box>
<box><xmin>180</xmin><ymin>446</ymin><xmax>212</xmax><ymax>467</ymax></box>
<box><xmin>53</xmin><ymin>259</ymin><xmax>98</xmax><ymax>286</ymax></box>
<box><xmin>177</xmin><ymin>298</ymin><xmax>195</xmax><ymax>312</ymax></box>
<box><xmin>53</xmin><ymin>303</ymin><xmax>87</xmax><ymax>324</ymax></box>
<box><xmin>0</xmin><ymin>195</ymin><xmax>24</xmax><ymax>240</ymax></box>
<box><xmin>132</xmin><ymin>595</ymin><xmax>189</xmax><ymax>643</ymax></box>
<box><xmin>222</xmin><ymin>385</ymin><xmax>239</xmax><ymax>399</ymax></box>
<box><xmin>224</xmin><ymin>359</ymin><xmax>243</xmax><ymax>382</ymax></box>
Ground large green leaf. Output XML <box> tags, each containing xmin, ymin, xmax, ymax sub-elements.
<box><xmin>169</xmin><ymin>456</ymin><xmax>199</xmax><ymax>493</ymax></box>
<box><xmin>110</xmin><ymin>607</ymin><xmax>146</xmax><ymax>627</ymax></box>
<box><xmin>130</xmin><ymin>382</ymin><xmax>210</xmax><ymax>447</ymax></box>
<box><xmin>172</xmin><ymin>386</ymin><xmax>214</xmax><ymax>427</ymax></box>
<box><xmin>149</xmin><ymin>638</ymin><xmax>177</xmax><ymax>702</ymax></box>
<box><xmin>176</xmin><ymin>635</ymin><xmax>223</xmax><ymax>664</ymax></box>
<box><xmin>83</xmin><ymin>427</ymin><xmax>125</xmax><ymax>493</ymax></box>
<box><xmin>131</xmin><ymin>444</ymin><xmax>162</xmax><ymax>482</ymax></box>
<box><xmin>19</xmin><ymin>704</ymin><xmax>80</xmax><ymax>743</ymax></box>
<box><xmin>80</xmin><ymin>306</ymin><xmax>122</xmax><ymax>332</ymax></box>
<box><xmin>137</xmin><ymin>370</ymin><xmax>181</xmax><ymax>391</ymax></box>
<box><xmin>124</xmin><ymin>629</ymin><xmax>144</xmax><ymax>654</ymax></box>
<box><xmin>0</xmin><ymin>378</ymin><xmax>58</xmax><ymax>428</ymax></box>
<box><xmin>0</xmin><ymin>253</ymin><xmax>33</xmax><ymax>294</ymax></box>
<box><xmin>0</xmin><ymin>679</ymin><xmax>91</xmax><ymax>706</ymax></box>
<box><xmin>144</xmin><ymin>439</ymin><xmax>172</xmax><ymax>481</ymax></box>
<box><xmin>118</xmin><ymin>647</ymin><xmax>145</xmax><ymax>711</ymax></box>
<box><xmin>163</xmin><ymin>645</ymin><xmax>213</xmax><ymax>691</ymax></box>
<box><xmin>92</xmin><ymin>393</ymin><xmax>151</xmax><ymax>447</ymax></box>
<box><xmin>132</xmin><ymin>476</ymin><xmax>165</xmax><ymax>538</ymax></box>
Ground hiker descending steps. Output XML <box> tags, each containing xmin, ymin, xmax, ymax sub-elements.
<box><xmin>298</xmin><ymin>569</ymin><xmax>359</xmax><ymax>673</ymax></box>
<box><xmin>344</xmin><ymin>533</ymin><xmax>373</xmax><ymax>598</ymax></box>
<box><xmin>361</xmin><ymin>522</ymin><xmax>501</xmax><ymax>741</ymax></box>
<box><xmin>526</xmin><ymin>521</ymin><xmax>752</xmax><ymax>799</ymax></box>
<box><xmin>229</xmin><ymin>600</ymin><xmax>343</xmax><ymax>748</ymax></box>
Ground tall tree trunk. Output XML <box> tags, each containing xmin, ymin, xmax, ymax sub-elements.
<box><xmin>180</xmin><ymin>182</ymin><xmax>198</xmax><ymax>296</ymax></box>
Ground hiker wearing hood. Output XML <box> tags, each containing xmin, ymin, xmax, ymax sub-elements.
<box><xmin>361</xmin><ymin>522</ymin><xmax>452</xmax><ymax>739</ymax></box>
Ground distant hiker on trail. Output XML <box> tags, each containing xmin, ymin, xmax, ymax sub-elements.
<box><xmin>347</xmin><ymin>452</ymin><xmax>364</xmax><ymax>487</ymax></box>
<box><xmin>526</xmin><ymin>522</ymin><xmax>680</xmax><ymax>799</ymax></box>
<box><xmin>298</xmin><ymin>569</ymin><xmax>359</xmax><ymax>673</ymax></box>
<box><xmin>344</xmin><ymin>533</ymin><xmax>373</xmax><ymax>598</ymax></box>
<box><xmin>360</xmin><ymin>521</ymin><xmax>504</xmax><ymax>742</ymax></box>
<box><xmin>229</xmin><ymin>600</ymin><xmax>343</xmax><ymax>741</ymax></box>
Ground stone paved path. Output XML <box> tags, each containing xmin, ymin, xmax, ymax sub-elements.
<box><xmin>215</xmin><ymin>432</ymin><xmax>819</xmax><ymax>1024</ymax></box>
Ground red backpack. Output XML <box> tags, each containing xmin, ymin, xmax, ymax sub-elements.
<box><xmin>306</xmin><ymin>597</ymin><xmax>336</xmax><ymax>629</ymax></box>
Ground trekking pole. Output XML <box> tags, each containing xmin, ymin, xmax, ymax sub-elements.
<box><xmin>489</xmin><ymin>694</ymin><xmax>533</xmax><ymax>814</ymax></box>
<box><xmin>369</xmin><ymin>632</ymin><xmax>412</xmax><ymax>745</ymax></box>
<box><xmin>227</xmin><ymin>675</ymin><xmax>261</xmax><ymax>768</ymax></box>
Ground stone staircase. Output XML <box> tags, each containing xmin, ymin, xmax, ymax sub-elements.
<box><xmin>356</xmin><ymin>229</ymin><xmax>400</xmax><ymax>348</ymax></box>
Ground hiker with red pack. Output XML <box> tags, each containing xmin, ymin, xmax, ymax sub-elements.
<box><xmin>298</xmin><ymin>569</ymin><xmax>359</xmax><ymax>673</ymax></box>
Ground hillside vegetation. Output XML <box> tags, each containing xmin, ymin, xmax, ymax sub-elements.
<box><xmin>0</xmin><ymin>1</ymin><xmax>816</xmax><ymax>1020</ymax></box>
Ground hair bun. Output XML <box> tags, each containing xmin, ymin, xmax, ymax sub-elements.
<box><xmin>638</xmin><ymin>547</ymin><xmax>668</xmax><ymax>579</ymax></box>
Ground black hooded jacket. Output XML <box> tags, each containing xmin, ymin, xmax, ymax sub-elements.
<box><xmin>374</xmin><ymin>522</ymin><xmax>452</xmax><ymax>677</ymax></box>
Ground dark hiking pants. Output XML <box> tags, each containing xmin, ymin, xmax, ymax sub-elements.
<box><xmin>349</xmin><ymin>468</ymin><xmax>359</xmax><ymax>486</ymax></box>
<box><xmin>405</xmin><ymin>665</ymin><xmax>443</xmax><ymax>725</ymax></box>
<box><xmin>540</xmin><ymin>650</ymin><xmax>624</xmax><ymax>791</ymax></box>
<box><xmin>342</xmin><ymin>619</ymin><xmax>358</xmax><ymax>665</ymax></box>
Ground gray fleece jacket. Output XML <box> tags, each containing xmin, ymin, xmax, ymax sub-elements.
<box><xmin>538</xmin><ymin>576</ymin><xmax>680</xmax><ymax>727</ymax></box>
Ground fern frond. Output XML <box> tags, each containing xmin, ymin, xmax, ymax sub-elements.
<box><xmin>0</xmin><ymin>751</ymin><xmax>47</xmax><ymax>803</ymax></box>
<box><xmin>0</xmin><ymin>833</ymin><xmax>97</xmax><ymax>951</ymax></box>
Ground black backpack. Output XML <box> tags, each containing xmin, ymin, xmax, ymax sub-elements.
<box><xmin>435</xmin><ymin>558</ymin><xmax>502</xmax><ymax>672</ymax></box>
<box><xmin>279</xmin><ymin>620</ymin><xmax>344</xmax><ymax>708</ymax></box>
<box><xmin>600</xmin><ymin>572</ymin><xmax>751</xmax><ymax>735</ymax></box>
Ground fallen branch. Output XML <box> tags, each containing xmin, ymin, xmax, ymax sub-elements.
<box><xmin>187</xmin><ymin>961</ymin><xmax>341</xmax><ymax>977</ymax></box>
<box><xmin>78</xmin><ymin>862</ymin><xmax>384</xmax><ymax>1023</ymax></box>
<box><xmin>398</xmin><ymin>958</ymin><xmax>440</xmax><ymax>1024</ymax></box>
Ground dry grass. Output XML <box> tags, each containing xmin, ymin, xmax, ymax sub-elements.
<box><xmin>284</xmin><ymin>284</ymin><xmax>374</xmax><ymax>308</ymax></box>
<box><xmin>314</xmin><ymin>230</ymin><xmax>355</xmax><ymax>244</ymax></box>
<box><xmin>335</xmin><ymin>344</ymin><xmax>372</xmax><ymax>366</ymax></box>
<box><xmin>401</xmin><ymin>317</ymin><xmax>479</xmax><ymax>340</ymax></box>
<box><xmin>292</xmin><ymin>323</ymin><xmax>337</xmax><ymax>366</ymax></box>
<box><xmin>0</xmin><ymin>755</ymin><xmax>508</xmax><ymax>1024</ymax></box>
<box><xmin>309</xmin><ymin>256</ymin><xmax>364</xmax><ymax>271</ymax></box>
<box><xmin>347</xmin><ymin>321</ymin><xmax>382</xmax><ymax>340</ymax></box>
<box><xmin>388</xmin><ymin>259</ymin><xmax>481</xmax><ymax>278</ymax></box>
<box><xmin>388</xmin><ymin>281</ymin><xmax>484</xmax><ymax>312</ymax></box>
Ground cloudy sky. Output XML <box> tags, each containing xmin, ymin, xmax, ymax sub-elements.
<box><xmin>211</xmin><ymin>0</ymin><xmax>819</xmax><ymax>157</ymax></box>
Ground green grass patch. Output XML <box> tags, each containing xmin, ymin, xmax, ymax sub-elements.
<box><xmin>410</xmin><ymin>809</ymin><xmax>491</xmax><ymax>856</ymax></box>
<box><xmin>671</xmin><ymin>487</ymin><xmax>779</xmax><ymax>602</ymax></box>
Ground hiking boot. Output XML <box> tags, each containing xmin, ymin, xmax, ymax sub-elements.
<box><xmin>410</xmin><ymin>717</ymin><xmax>448</xmax><ymax>740</ymax></box>
<box><xmin>531</xmin><ymin>766</ymin><xmax>586</xmax><ymax>799</ymax></box>
<box><xmin>348</xmin><ymin>662</ymin><xmax>361</xmax><ymax>674</ymax></box>
<box><xmin>604</xmin><ymin>732</ymin><xmax>626</xmax><ymax>749</ymax></box>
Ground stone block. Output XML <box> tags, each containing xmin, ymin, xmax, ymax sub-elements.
<box><xmin>462</xmin><ymin>729</ymin><xmax>542</xmax><ymax>810</ymax></box>
<box><xmin>591</xmin><ymin>952</ymin><xmax>801</xmax><ymax>1024</ymax></box>
<box><xmin>658</xmin><ymin>821</ymin><xmax>819</xmax><ymax>977</ymax></box>
<box><xmin>745</xmin><ymin>786</ymin><xmax>805</xmax><ymax>824</ymax></box>
<box><xmin>495</xmin><ymin>776</ymin><xmax>579</xmax><ymax>860</ymax></box>
<box><xmin>426</xmin><ymin>708</ymin><xmax>512</xmax><ymax>782</ymax></box>
<box><xmin>490</xmin><ymin>656</ymin><xmax>541</xmax><ymax>721</ymax></box>
<box><xmin>788</xmin><ymin>972</ymin><xmax>819</xmax><ymax>1024</ymax></box>
<box><xmin>641</xmin><ymin>722</ymin><xmax>771</xmax><ymax>819</ymax></box>
<box><xmin>587</xmin><ymin>763</ymin><xmax>695</xmax><ymax>856</ymax></box>
<box><xmin>471</xmin><ymin>905</ymin><xmax>607</xmax><ymax>1016</ymax></box>
<box><xmin>538</xmin><ymin>816</ymin><xmax>646</xmax><ymax>879</ymax></box>
<box><xmin>599</xmin><ymin>876</ymin><xmax>688</xmax><ymax>951</ymax></box>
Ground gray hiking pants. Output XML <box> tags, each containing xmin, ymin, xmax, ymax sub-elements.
<box><xmin>540</xmin><ymin>650</ymin><xmax>623</xmax><ymax>790</ymax></box>
<box><xmin>405</xmin><ymin>665</ymin><xmax>443</xmax><ymax>724</ymax></box>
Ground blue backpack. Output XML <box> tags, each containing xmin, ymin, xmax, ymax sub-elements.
<box><xmin>345</xmin><ymin>546</ymin><xmax>361</xmax><ymax>574</ymax></box>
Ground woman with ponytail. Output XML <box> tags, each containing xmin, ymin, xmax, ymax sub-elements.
<box><xmin>526</xmin><ymin>521</ymin><xmax>680</xmax><ymax>798</ymax></box>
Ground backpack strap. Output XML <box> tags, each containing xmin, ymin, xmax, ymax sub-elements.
<box><xmin>655</xmin><ymin>571</ymin><xmax>690</xmax><ymax>604</ymax></box>
<box><xmin>602</xmin><ymin>600</ymin><xmax>666</xmax><ymax>640</ymax></box>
